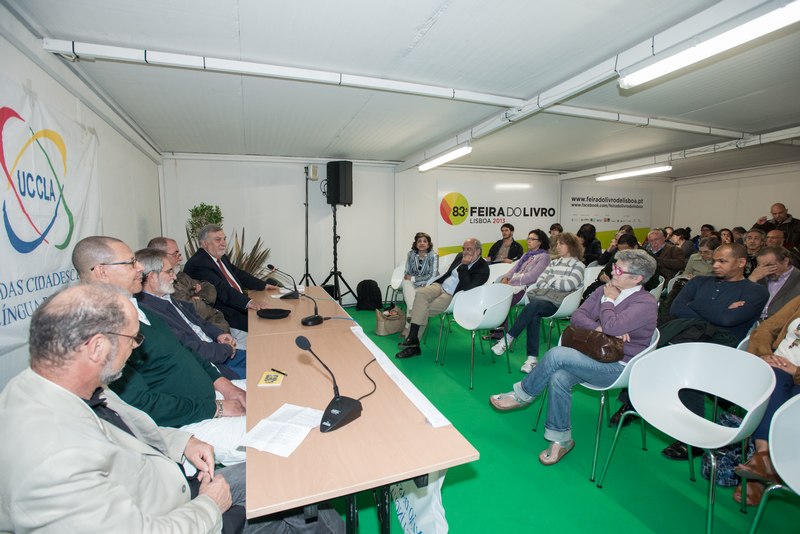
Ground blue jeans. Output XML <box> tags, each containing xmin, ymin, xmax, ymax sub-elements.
<box><xmin>507</xmin><ymin>297</ymin><xmax>558</xmax><ymax>356</ymax></box>
<box><xmin>513</xmin><ymin>346</ymin><xmax>624</xmax><ymax>443</ymax></box>
<box><xmin>754</xmin><ymin>367</ymin><xmax>800</xmax><ymax>441</ymax></box>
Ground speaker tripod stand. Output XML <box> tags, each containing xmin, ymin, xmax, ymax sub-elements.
<box><xmin>320</xmin><ymin>203</ymin><xmax>355</xmax><ymax>304</ymax></box>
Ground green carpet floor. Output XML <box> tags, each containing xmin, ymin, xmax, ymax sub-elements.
<box><xmin>327</xmin><ymin>307</ymin><xmax>799</xmax><ymax>533</ymax></box>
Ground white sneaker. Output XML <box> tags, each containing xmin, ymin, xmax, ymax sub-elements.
<box><xmin>491</xmin><ymin>335</ymin><xmax>513</xmax><ymax>356</ymax></box>
<box><xmin>520</xmin><ymin>356</ymin><xmax>538</xmax><ymax>373</ymax></box>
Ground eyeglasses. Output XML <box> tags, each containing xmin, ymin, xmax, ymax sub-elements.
<box><xmin>611</xmin><ymin>263</ymin><xmax>636</xmax><ymax>277</ymax></box>
<box><xmin>90</xmin><ymin>258</ymin><xmax>137</xmax><ymax>271</ymax></box>
<box><xmin>104</xmin><ymin>332</ymin><xmax>145</xmax><ymax>348</ymax></box>
<box><xmin>528</xmin><ymin>237</ymin><xmax>540</xmax><ymax>241</ymax></box>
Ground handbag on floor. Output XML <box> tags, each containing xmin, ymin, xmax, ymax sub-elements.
<box><xmin>375</xmin><ymin>306</ymin><xmax>406</xmax><ymax>336</ymax></box>
<box><xmin>561</xmin><ymin>325</ymin><xmax>625</xmax><ymax>363</ymax></box>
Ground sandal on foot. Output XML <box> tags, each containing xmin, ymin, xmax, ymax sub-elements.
<box><xmin>489</xmin><ymin>392</ymin><xmax>528</xmax><ymax>411</ymax></box>
<box><xmin>539</xmin><ymin>440</ymin><xmax>575</xmax><ymax>465</ymax></box>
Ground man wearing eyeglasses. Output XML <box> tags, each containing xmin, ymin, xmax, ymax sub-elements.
<box><xmin>645</xmin><ymin>229</ymin><xmax>685</xmax><ymax>283</ymax></box>
<box><xmin>147</xmin><ymin>236</ymin><xmax>230</xmax><ymax>331</ymax></box>
<box><xmin>72</xmin><ymin>236</ymin><xmax>248</xmax><ymax>466</ymax></box>
<box><xmin>0</xmin><ymin>284</ymin><xmax>344</xmax><ymax>533</ymax></box>
<box><xmin>136</xmin><ymin>247</ymin><xmax>246</xmax><ymax>380</ymax></box>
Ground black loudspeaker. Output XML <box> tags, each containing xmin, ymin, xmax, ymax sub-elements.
<box><xmin>326</xmin><ymin>161</ymin><xmax>353</xmax><ymax>206</ymax></box>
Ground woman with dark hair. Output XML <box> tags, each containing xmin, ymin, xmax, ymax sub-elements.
<box><xmin>670</xmin><ymin>227</ymin><xmax>695</xmax><ymax>258</ymax></box>
<box><xmin>485</xmin><ymin>230</ymin><xmax>552</xmax><ymax>340</ymax></box>
<box><xmin>492</xmin><ymin>233</ymin><xmax>585</xmax><ymax>373</ymax></box>
<box><xmin>577</xmin><ymin>223</ymin><xmax>602</xmax><ymax>265</ymax></box>
<box><xmin>719</xmin><ymin>228</ymin><xmax>734</xmax><ymax>244</ymax></box>
<box><xmin>401</xmin><ymin>232</ymin><xmax>438</xmax><ymax>322</ymax></box>
<box><xmin>549</xmin><ymin>223</ymin><xmax>563</xmax><ymax>240</ymax></box>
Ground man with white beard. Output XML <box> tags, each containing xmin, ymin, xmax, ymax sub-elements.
<box><xmin>136</xmin><ymin>247</ymin><xmax>246</xmax><ymax>380</ymax></box>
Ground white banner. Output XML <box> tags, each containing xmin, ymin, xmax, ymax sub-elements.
<box><xmin>559</xmin><ymin>183</ymin><xmax>651</xmax><ymax>246</ymax></box>
<box><xmin>0</xmin><ymin>74</ymin><xmax>100</xmax><ymax>354</ymax></box>
<box><xmin>436</xmin><ymin>178</ymin><xmax>560</xmax><ymax>255</ymax></box>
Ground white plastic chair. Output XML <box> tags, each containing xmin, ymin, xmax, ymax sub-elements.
<box><xmin>736</xmin><ymin>335</ymin><xmax>750</xmax><ymax>351</ymax></box>
<box><xmin>586</xmin><ymin>260</ymin><xmax>600</xmax><ymax>267</ymax></box>
<box><xmin>649</xmin><ymin>276</ymin><xmax>665</xmax><ymax>300</ymax></box>
<box><xmin>488</xmin><ymin>262</ymin><xmax>513</xmax><ymax>285</ymax></box>
<box><xmin>585</xmin><ymin>328</ymin><xmax>660</xmax><ymax>484</ymax></box>
<box><xmin>442</xmin><ymin>284</ymin><xmax>515</xmax><ymax>389</ymax></box>
<box><xmin>666</xmin><ymin>272</ymin><xmax>684</xmax><ymax>295</ymax></box>
<box><xmin>539</xmin><ymin>289</ymin><xmax>583</xmax><ymax>349</ymax></box>
<box><xmin>384</xmin><ymin>262</ymin><xmax>406</xmax><ymax>305</ymax></box>
<box><xmin>627</xmin><ymin>343</ymin><xmax>776</xmax><ymax>534</ymax></box>
<box><xmin>748</xmin><ymin>394</ymin><xmax>800</xmax><ymax>533</ymax></box>
<box><xmin>583</xmin><ymin>265</ymin><xmax>604</xmax><ymax>288</ymax></box>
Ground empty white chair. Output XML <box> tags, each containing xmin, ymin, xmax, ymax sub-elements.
<box><xmin>628</xmin><ymin>343</ymin><xmax>776</xmax><ymax>534</ymax></box>
<box><xmin>748</xmin><ymin>394</ymin><xmax>800</xmax><ymax>533</ymax></box>
<box><xmin>445</xmin><ymin>284</ymin><xmax>515</xmax><ymax>389</ymax></box>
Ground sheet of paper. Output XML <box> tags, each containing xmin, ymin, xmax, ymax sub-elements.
<box><xmin>239</xmin><ymin>403</ymin><xmax>323</xmax><ymax>457</ymax></box>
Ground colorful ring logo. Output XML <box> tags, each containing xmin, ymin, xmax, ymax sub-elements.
<box><xmin>1</xmin><ymin>107</ymin><xmax>74</xmax><ymax>254</ymax></box>
<box><xmin>440</xmin><ymin>192</ymin><xmax>469</xmax><ymax>226</ymax></box>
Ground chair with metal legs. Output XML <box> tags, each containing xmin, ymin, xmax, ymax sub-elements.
<box><xmin>624</xmin><ymin>343</ymin><xmax>776</xmax><ymax>534</ymax></box>
<box><xmin>748</xmin><ymin>394</ymin><xmax>800</xmax><ymax>533</ymax></box>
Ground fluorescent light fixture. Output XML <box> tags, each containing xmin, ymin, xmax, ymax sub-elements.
<box><xmin>596</xmin><ymin>165</ymin><xmax>672</xmax><ymax>181</ymax></box>
<box><xmin>495</xmin><ymin>183</ymin><xmax>532</xmax><ymax>190</ymax></box>
<box><xmin>619</xmin><ymin>0</ymin><xmax>800</xmax><ymax>89</ymax></box>
<box><xmin>418</xmin><ymin>145</ymin><xmax>473</xmax><ymax>172</ymax></box>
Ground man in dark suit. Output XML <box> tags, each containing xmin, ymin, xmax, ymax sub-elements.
<box><xmin>136</xmin><ymin>247</ymin><xmax>246</xmax><ymax>380</ymax></box>
<box><xmin>184</xmin><ymin>225</ymin><xmax>272</xmax><ymax>339</ymax></box>
<box><xmin>749</xmin><ymin>246</ymin><xmax>800</xmax><ymax>319</ymax></box>
<box><xmin>396</xmin><ymin>238</ymin><xmax>490</xmax><ymax>358</ymax></box>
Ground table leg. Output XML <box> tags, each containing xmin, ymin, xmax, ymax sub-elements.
<box><xmin>345</xmin><ymin>494</ymin><xmax>358</xmax><ymax>534</ymax></box>
<box><xmin>375</xmin><ymin>485</ymin><xmax>391</xmax><ymax>534</ymax></box>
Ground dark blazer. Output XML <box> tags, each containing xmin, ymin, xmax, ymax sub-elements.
<box><xmin>758</xmin><ymin>267</ymin><xmax>800</xmax><ymax>318</ymax></box>
<box><xmin>651</xmin><ymin>242</ymin><xmax>685</xmax><ymax>282</ymax></box>
<box><xmin>487</xmin><ymin>239</ymin><xmax>523</xmax><ymax>263</ymax></box>
<box><xmin>184</xmin><ymin>249</ymin><xmax>267</xmax><ymax>331</ymax></box>
<box><xmin>433</xmin><ymin>253</ymin><xmax>490</xmax><ymax>294</ymax></box>
<box><xmin>137</xmin><ymin>292</ymin><xmax>234</xmax><ymax>366</ymax></box>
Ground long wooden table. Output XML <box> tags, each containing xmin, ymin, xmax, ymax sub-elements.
<box><xmin>247</xmin><ymin>286</ymin><xmax>356</xmax><ymax>336</ymax></box>
<box><xmin>245</xmin><ymin>287</ymin><xmax>479</xmax><ymax>529</ymax></box>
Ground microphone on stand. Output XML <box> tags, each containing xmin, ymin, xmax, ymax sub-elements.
<box><xmin>295</xmin><ymin>335</ymin><xmax>362</xmax><ymax>432</ymax></box>
<box><xmin>267</xmin><ymin>264</ymin><xmax>301</xmax><ymax>299</ymax></box>
<box><xmin>300</xmin><ymin>292</ymin><xmax>324</xmax><ymax>326</ymax></box>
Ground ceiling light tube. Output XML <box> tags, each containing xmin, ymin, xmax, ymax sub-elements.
<box><xmin>596</xmin><ymin>165</ymin><xmax>672</xmax><ymax>181</ymax></box>
<box><xmin>418</xmin><ymin>145</ymin><xmax>473</xmax><ymax>172</ymax></box>
<box><xmin>619</xmin><ymin>0</ymin><xmax>800</xmax><ymax>89</ymax></box>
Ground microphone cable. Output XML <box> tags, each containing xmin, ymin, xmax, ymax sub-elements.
<box><xmin>356</xmin><ymin>359</ymin><xmax>378</xmax><ymax>402</ymax></box>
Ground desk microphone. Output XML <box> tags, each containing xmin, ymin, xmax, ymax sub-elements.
<box><xmin>295</xmin><ymin>335</ymin><xmax>362</xmax><ymax>432</ymax></box>
<box><xmin>299</xmin><ymin>293</ymin><xmax>324</xmax><ymax>326</ymax></box>
<box><xmin>267</xmin><ymin>264</ymin><xmax>300</xmax><ymax>299</ymax></box>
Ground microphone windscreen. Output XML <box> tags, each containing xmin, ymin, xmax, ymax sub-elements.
<box><xmin>295</xmin><ymin>335</ymin><xmax>311</xmax><ymax>350</ymax></box>
<box><xmin>267</xmin><ymin>264</ymin><xmax>276</xmax><ymax>270</ymax></box>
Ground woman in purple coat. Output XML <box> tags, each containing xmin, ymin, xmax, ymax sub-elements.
<box><xmin>489</xmin><ymin>249</ymin><xmax>658</xmax><ymax>466</ymax></box>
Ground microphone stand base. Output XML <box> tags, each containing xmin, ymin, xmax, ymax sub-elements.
<box><xmin>302</xmin><ymin>315</ymin><xmax>324</xmax><ymax>326</ymax></box>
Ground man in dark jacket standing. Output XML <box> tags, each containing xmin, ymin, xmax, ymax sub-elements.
<box><xmin>396</xmin><ymin>238</ymin><xmax>490</xmax><ymax>358</ymax></box>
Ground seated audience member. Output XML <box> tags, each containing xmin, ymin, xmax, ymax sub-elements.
<box><xmin>663</xmin><ymin>226</ymin><xmax>674</xmax><ymax>240</ymax></box>
<box><xmin>485</xmin><ymin>229</ymin><xmax>552</xmax><ymax>339</ymax></box>
<box><xmin>692</xmin><ymin>223</ymin><xmax>715</xmax><ymax>249</ymax></box>
<box><xmin>487</xmin><ymin>223</ymin><xmax>523</xmax><ymax>264</ymax></box>
<box><xmin>748</xmin><ymin>246</ymin><xmax>800</xmax><ymax>320</ymax></box>
<box><xmin>72</xmin><ymin>236</ymin><xmax>248</xmax><ymax>465</ymax></box>
<box><xmin>744</xmin><ymin>228</ymin><xmax>766</xmax><ymax>278</ymax></box>
<box><xmin>719</xmin><ymin>228</ymin><xmax>734</xmax><ymax>244</ymax></box>
<box><xmin>582</xmin><ymin>234</ymin><xmax>659</xmax><ymax>302</ymax></box>
<box><xmin>733</xmin><ymin>226</ymin><xmax>747</xmax><ymax>244</ymax></box>
<box><xmin>0</xmin><ymin>284</ymin><xmax>344</xmax><ymax>533</ymax></box>
<box><xmin>184</xmin><ymin>224</ymin><xmax>272</xmax><ymax>340</ymax></box>
<box><xmin>136</xmin><ymin>248</ymin><xmax>246</xmax><ymax>379</ymax></box>
<box><xmin>598</xmin><ymin>225</ymin><xmax>635</xmax><ymax>266</ymax></box>
<box><xmin>489</xmin><ymin>250</ymin><xmax>658</xmax><ymax>465</ymax></box>
<box><xmin>733</xmin><ymin>295</ymin><xmax>800</xmax><ymax>506</ymax></box>
<box><xmin>492</xmin><ymin>232</ymin><xmax>585</xmax><ymax>373</ymax></box>
<box><xmin>670</xmin><ymin>227</ymin><xmax>695</xmax><ymax>258</ymax></box>
<box><xmin>752</xmin><ymin>202</ymin><xmax>800</xmax><ymax>250</ymax></box>
<box><xmin>765</xmin><ymin>229</ymin><xmax>800</xmax><ymax>268</ymax></box>
<box><xmin>656</xmin><ymin>236</ymin><xmax>721</xmax><ymax>325</ymax></box>
<box><xmin>549</xmin><ymin>223</ymin><xmax>563</xmax><ymax>241</ymax></box>
<box><xmin>577</xmin><ymin>223</ymin><xmax>602</xmax><ymax>265</ymax></box>
<box><xmin>396</xmin><ymin>239</ymin><xmax>489</xmax><ymax>359</ymax></box>
<box><xmin>656</xmin><ymin>243</ymin><xmax>768</xmax><ymax>460</ymax></box>
<box><xmin>646</xmin><ymin>229</ymin><xmax>685</xmax><ymax>282</ymax></box>
<box><xmin>148</xmin><ymin>236</ymin><xmax>230</xmax><ymax>332</ymax></box>
<box><xmin>401</xmin><ymin>232</ymin><xmax>439</xmax><ymax>329</ymax></box>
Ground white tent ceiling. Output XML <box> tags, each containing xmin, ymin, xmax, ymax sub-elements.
<box><xmin>6</xmin><ymin>0</ymin><xmax>800</xmax><ymax>179</ymax></box>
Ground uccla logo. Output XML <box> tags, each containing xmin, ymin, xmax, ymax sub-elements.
<box><xmin>0</xmin><ymin>107</ymin><xmax>74</xmax><ymax>254</ymax></box>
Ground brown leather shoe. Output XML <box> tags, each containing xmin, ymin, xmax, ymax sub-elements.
<box><xmin>733</xmin><ymin>481</ymin><xmax>765</xmax><ymax>507</ymax></box>
<box><xmin>735</xmin><ymin>451</ymin><xmax>780</xmax><ymax>484</ymax></box>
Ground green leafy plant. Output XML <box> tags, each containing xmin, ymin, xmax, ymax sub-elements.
<box><xmin>185</xmin><ymin>203</ymin><xmax>223</xmax><ymax>257</ymax></box>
